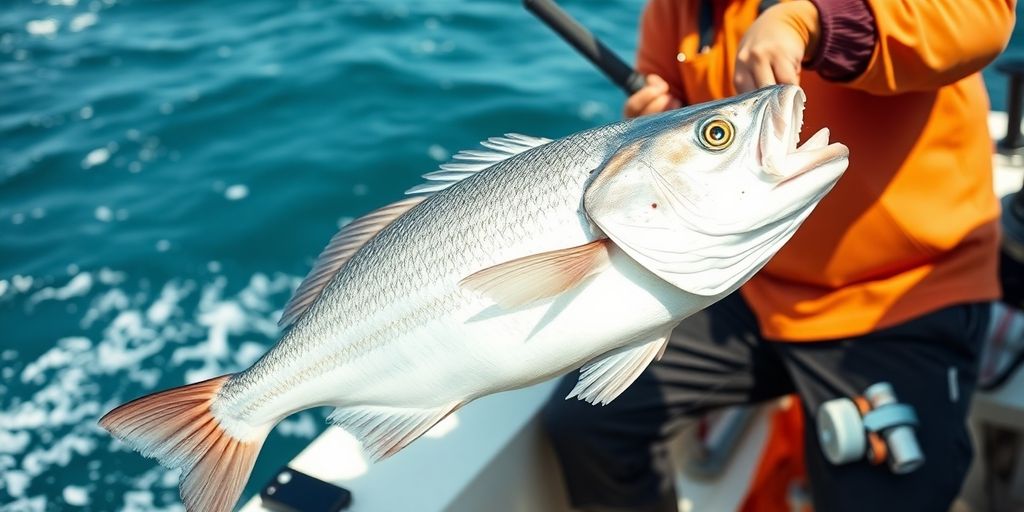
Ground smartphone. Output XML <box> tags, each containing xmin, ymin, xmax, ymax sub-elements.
<box><xmin>259</xmin><ymin>466</ymin><xmax>352</xmax><ymax>512</ymax></box>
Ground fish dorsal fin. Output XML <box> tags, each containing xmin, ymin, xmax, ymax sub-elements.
<box><xmin>327</xmin><ymin>402</ymin><xmax>460</xmax><ymax>461</ymax></box>
<box><xmin>406</xmin><ymin>133</ymin><xmax>551</xmax><ymax>195</ymax></box>
<box><xmin>279</xmin><ymin>196</ymin><xmax>425</xmax><ymax>328</ymax></box>
<box><xmin>567</xmin><ymin>328</ymin><xmax>672</xmax><ymax>405</ymax></box>
<box><xmin>460</xmin><ymin>239</ymin><xmax>611</xmax><ymax>309</ymax></box>
<box><xmin>282</xmin><ymin>133</ymin><xmax>551</xmax><ymax>328</ymax></box>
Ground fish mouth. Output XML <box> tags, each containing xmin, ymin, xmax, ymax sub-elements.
<box><xmin>758</xmin><ymin>85</ymin><xmax>848</xmax><ymax>184</ymax></box>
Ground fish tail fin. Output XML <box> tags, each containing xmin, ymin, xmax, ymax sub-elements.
<box><xmin>99</xmin><ymin>375</ymin><xmax>269</xmax><ymax>512</ymax></box>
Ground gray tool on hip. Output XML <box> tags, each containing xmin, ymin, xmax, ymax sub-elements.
<box><xmin>817</xmin><ymin>382</ymin><xmax>924</xmax><ymax>474</ymax></box>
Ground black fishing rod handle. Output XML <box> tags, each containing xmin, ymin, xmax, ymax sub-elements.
<box><xmin>524</xmin><ymin>0</ymin><xmax>646</xmax><ymax>95</ymax></box>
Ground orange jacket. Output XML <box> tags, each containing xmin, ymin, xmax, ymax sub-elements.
<box><xmin>637</xmin><ymin>0</ymin><xmax>1014</xmax><ymax>340</ymax></box>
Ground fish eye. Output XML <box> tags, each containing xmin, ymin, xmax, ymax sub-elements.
<box><xmin>698</xmin><ymin>118</ymin><xmax>734</xmax><ymax>151</ymax></box>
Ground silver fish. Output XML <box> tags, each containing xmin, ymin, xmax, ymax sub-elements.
<box><xmin>100</xmin><ymin>85</ymin><xmax>848</xmax><ymax>512</ymax></box>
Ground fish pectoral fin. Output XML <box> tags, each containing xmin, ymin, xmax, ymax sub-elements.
<box><xmin>459</xmin><ymin>239</ymin><xmax>612</xmax><ymax>309</ymax></box>
<box><xmin>327</xmin><ymin>402</ymin><xmax>461</xmax><ymax>461</ymax></box>
<box><xmin>567</xmin><ymin>328</ymin><xmax>672</xmax><ymax>406</ymax></box>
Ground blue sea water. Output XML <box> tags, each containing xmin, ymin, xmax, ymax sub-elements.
<box><xmin>2</xmin><ymin>1</ymin><xmax>1024</xmax><ymax>510</ymax></box>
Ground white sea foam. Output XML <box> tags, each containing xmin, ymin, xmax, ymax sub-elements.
<box><xmin>11</xmin><ymin>276</ymin><xmax>33</xmax><ymax>293</ymax></box>
<box><xmin>80</xmin><ymin>288</ymin><xmax>129</xmax><ymax>328</ymax></box>
<box><xmin>26</xmin><ymin>19</ymin><xmax>58</xmax><ymax>37</ymax></box>
<box><xmin>121</xmin><ymin>489</ymin><xmax>185</xmax><ymax>512</ymax></box>
<box><xmin>224</xmin><ymin>184</ymin><xmax>248</xmax><ymax>200</ymax></box>
<box><xmin>146</xmin><ymin>281</ymin><xmax>191</xmax><ymax>324</ymax></box>
<box><xmin>578</xmin><ymin>100</ymin><xmax>610</xmax><ymax>121</ymax></box>
<box><xmin>69</xmin><ymin>13</ymin><xmax>97</xmax><ymax>32</ymax></box>
<box><xmin>94</xmin><ymin>206</ymin><xmax>112</xmax><ymax>222</ymax></box>
<box><xmin>62</xmin><ymin>485</ymin><xmax>88</xmax><ymax>506</ymax></box>
<box><xmin>0</xmin><ymin>495</ymin><xmax>44</xmax><ymax>512</ymax></box>
<box><xmin>2</xmin><ymin>471</ymin><xmax>30</xmax><ymax>498</ymax></box>
<box><xmin>234</xmin><ymin>341</ymin><xmax>265</xmax><ymax>367</ymax></box>
<box><xmin>21</xmin><ymin>434</ymin><xmax>95</xmax><ymax>477</ymax></box>
<box><xmin>277</xmin><ymin>412</ymin><xmax>317</xmax><ymax>438</ymax></box>
<box><xmin>28</xmin><ymin>273</ymin><xmax>93</xmax><ymax>307</ymax></box>
<box><xmin>0</xmin><ymin>270</ymin><xmax>303</xmax><ymax>507</ymax></box>
<box><xmin>0</xmin><ymin>431</ymin><xmax>30</xmax><ymax>455</ymax></box>
<box><xmin>427</xmin><ymin>144</ymin><xmax>449</xmax><ymax>161</ymax></box>
<box><xmin>97</xmin><ymin>268</ymin><xmax>126</xmax><ymax>286</ymax></box>
<box><xmin>21</xmin><ymin>346</ymin><xmax>74</xmax><ymax>384</ymax></box>
<box><xmin>81</xmin><ymin>148</ymin><xmax>110</xmax><ymax>169</ymax></box>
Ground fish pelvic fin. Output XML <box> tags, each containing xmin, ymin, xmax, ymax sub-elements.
<box><xmin>99</xmin><ymin>375</ymin><xmax>269</xmax><ymax>512</ymax></box>
<box><xmin>568</xmin><ymin>328</ymin><xmax>672</xmax><ymax>406</ymax></box>
<box><xmin>328</xmin><ymin>402</ymin><xmax>461</xmax><ymax>461</ymax></box>
<box><xmin>459</xmin><ymin>238</ymin><xmax>612</xmax><ymax>309</ymax></box>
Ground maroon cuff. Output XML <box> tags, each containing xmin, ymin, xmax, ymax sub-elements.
<box><xmin>806</xmin><ymin>0</ymin><xmax>877</xmax><ymax>82</ymax></box>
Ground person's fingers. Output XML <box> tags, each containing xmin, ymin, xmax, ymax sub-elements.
<box><xmin>624</xmin><ymin>75</ymin><xmax>671</xmax><ymax>117</ymax></box>
<box><xmin>645</xmin><ymin>74</ymin><xmax>669</xmax><ymax>89</ymax></box>
<box><xmin>641</xmin><ymin>94</ymin><xmax>674</xmax><ymax>116</ymax></box>
<box><xmin>667</xmin><ymin>97</ymin><xmax>682</xmax><ymax>110</ymax></box>
<box><xmin>624</xmin><ymin>86</ymin><xmax>667</xmax><ymax>118</ymax></box>
<box><xmin>751</xmin><ymin>55</ymin><xmax>777</xmax><ymax>89</ymax></box>
<box><xmin>734</xmin><ymin>67</ymin><xmax>756</xmax><ymax>94</ymax></box>
<box><xmin>770</xmin><ymin>57</ymin><xmax>801</xmax><ymax>87</ymax></box>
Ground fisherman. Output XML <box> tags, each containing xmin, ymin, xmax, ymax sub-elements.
<box><xmin>542</xmin><ymin>1</ymin><xmax>1016</xmax><ymax>511</ymax></box>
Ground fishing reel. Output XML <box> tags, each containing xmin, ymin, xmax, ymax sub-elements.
<box><xmin>816</xmin><ymin>382</ymin><xmax>924</xmax><ymax>474</ymax></box>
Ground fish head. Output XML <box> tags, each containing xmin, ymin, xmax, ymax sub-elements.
<box><xmin>584</xmin><ymin>85</ymin><xmax>849</xmax><ymax>297</ymax></box>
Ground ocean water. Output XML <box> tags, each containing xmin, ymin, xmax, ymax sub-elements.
<box><xmin>2</xmin><ymin>1</ymin><xmax>1023</xmax><ymax>510</ymax></box>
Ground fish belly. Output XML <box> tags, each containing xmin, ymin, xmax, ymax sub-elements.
<box><xmin>276</xmin><ymin>247</ymin><xmax>705</xmax><ymax>413</ymax></box>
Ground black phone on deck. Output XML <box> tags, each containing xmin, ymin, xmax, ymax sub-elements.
<box><xmin>259</xmin><ymin>466</ymin><xmax>352</xmax><ymax>512</ymax></box>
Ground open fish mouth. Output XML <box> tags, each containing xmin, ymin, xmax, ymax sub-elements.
<box><xmin>759</xmin><ymin>86</ymin><xmax>849</xmax><ymax>184</ymax></box>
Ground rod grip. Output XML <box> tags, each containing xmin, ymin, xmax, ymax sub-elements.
<box><xmin>524</xmin><ymin>0</ymin><xmax>646</xmax><ymax>95</ymax></box>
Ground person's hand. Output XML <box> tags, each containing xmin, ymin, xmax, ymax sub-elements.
<box><xmin>734</xmin><ymin>1</ymin><xmax>821</xmax><ymax>94</ymax></box>
<box><xmin>624</xmin><ymin>74</ymin><xmax>682</xmax><ymax>118</ymax></box>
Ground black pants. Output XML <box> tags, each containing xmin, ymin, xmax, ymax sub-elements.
<box><xmin>542</xmin><ymin>293</ymin><xmax>990</xmax><ymax>512</ymax></box>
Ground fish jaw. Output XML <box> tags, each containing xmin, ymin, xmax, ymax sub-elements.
<box><xmin>758</xmin><ymin>85</ymin><xmax>849</xmax><ymax>194</ymax></box>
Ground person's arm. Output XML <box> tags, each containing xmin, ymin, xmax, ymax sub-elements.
<box><xmin>804</xmin><ymin>0</ymin><xmax>875</xmax><ymax>82</ymax></box>
<box><xmin>849</xmin><ymin>0</ymin><xmax>1015</xmax><ymax>95</ymax></box>
<box><xmin>736</xmin><ymin>0</ymin><xmax>1015</xmax><ymax>95</ymax></box>
<box><xmin>626</xmin><ymin>0</ymin><xmax>684</xmax><ymax>118</ymax></box>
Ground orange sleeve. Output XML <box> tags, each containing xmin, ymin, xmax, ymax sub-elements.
<box><xmin>636</xmin><ymin>0</ymin><xmax>684</xmax><ymax>96</ymax></box>
<box><xmin>848</xmin><ymin>0</ymin><xmax>1016</xmax><ymax>95</ymax></box>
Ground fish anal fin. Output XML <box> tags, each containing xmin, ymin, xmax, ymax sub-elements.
<box><xmin>328</xmin><ymin>402</ymin><xmax>461</xmax><ymax>461</ymax></box>
<box><xmin>99</xmin><ymin>375</ymin><xmax>272</xmax><ymax>512</ymax></box>
<box><xmin>279</xmin><ymin>196</ymin><xmax>426</xmax><ymax>328</ymax></box>
<box><xmin>567</xmin><ymin>329</ymin><xmax>672</xmax><ymax>406</ymax></box>
<box><xmin>460</xmin><ymin>239</ymin><xmax>612</xmax><ymax>309</ymax></box>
